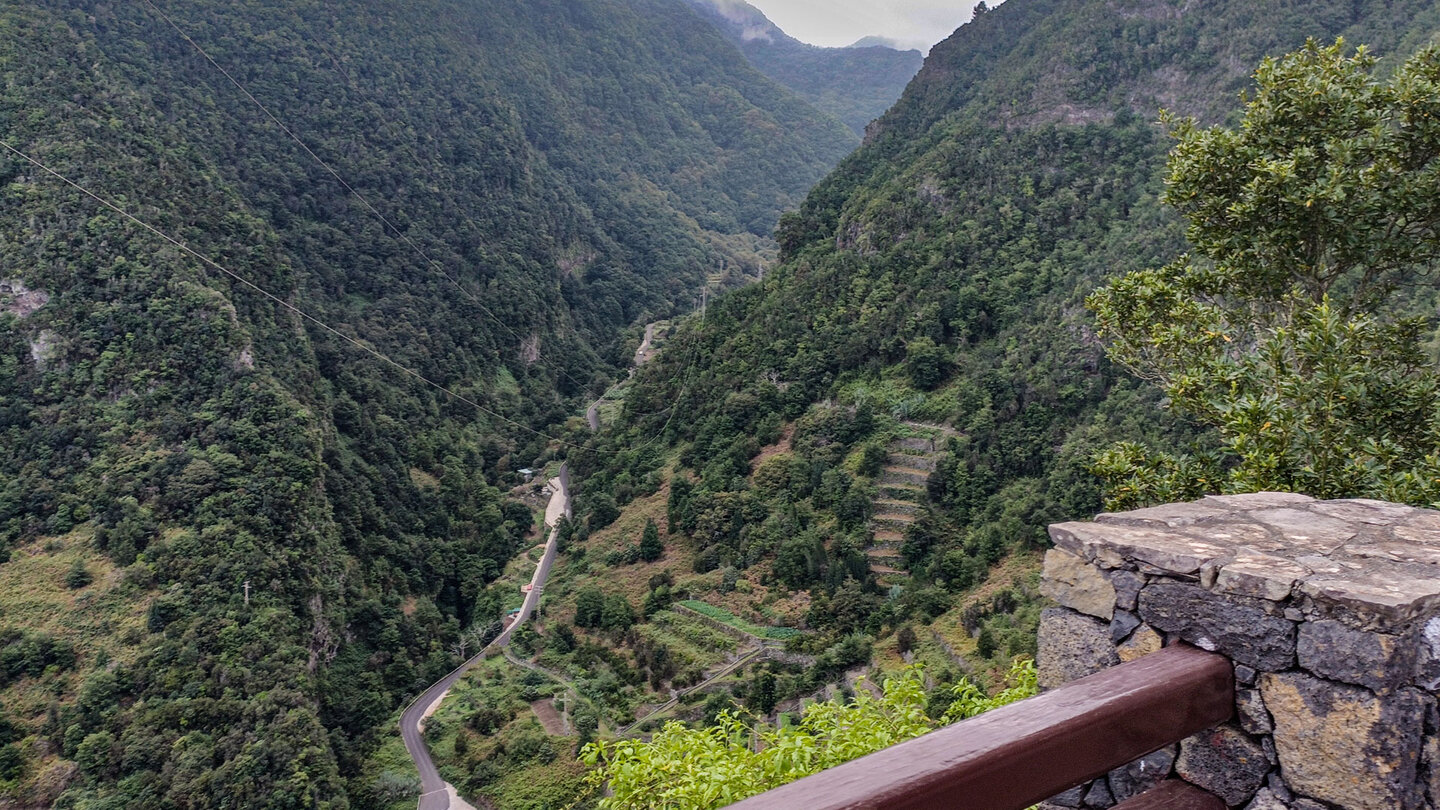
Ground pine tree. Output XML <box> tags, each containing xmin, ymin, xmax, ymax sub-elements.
<box><xmin>639</xmin><ymin>519</ymin><xmax>663</xmax><ymax>562</ymax></box>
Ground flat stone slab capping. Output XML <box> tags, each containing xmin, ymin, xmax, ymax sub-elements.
<box><xmin>1050</xmin><ymin>493</ymin><xmax>1440</xmax><ymax>633</ymax></box>
<box><xmin>1042</xmin><ymin>493</ymin><xmax>1440</xmax><ymax>810</ymax></box>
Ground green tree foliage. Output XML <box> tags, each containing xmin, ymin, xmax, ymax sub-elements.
<box><xmin>1088</xmin><ymin>40</ymin><xmax>1440</xmax><ymax>508</ymax></box>
<box><xmin>895</xmin><ymin>625</ymin><xmax>916</xmax><ymax>655</ymax></box>
<box><xmin>857</xmin><ymin>442</ymin><xmax>889</xmax><ymax>478</ymax></box>
<box><xmin>0</xmin><ymin>744</ymin><xmax>21</xmax><ymax>781</ymax></box>
<box><xmin>0</xmin><ymin>0</ymin><xmax>856</xmax><ymax>803</ymax></box>
<box><xmin>942</xmin><ymin>658</ymin><xmax>1039</xmax><ymax>721</ymax></box>
<box><xmin>601</xmin><ymin>593</ymin><xmax>637</xmax><ymax>631</ymax></box>
<box><xmin>581</xmin><ymin>0</ymin><xmax>1440</xmax><ymax>619</ymax></box>
<box><xmin>575</xmin><ymin>587</ymin><xmax>606</xmax><ymax>629</ymax></box>
<box><xmin>0</xmin><ymin>716</ymin><xmax>22</xmax><ymax>782</ymax></box>
<box><xmin>587</xmin><ymin>494</ymin><xmax>622</xmax><ymax>533</ymax></box>
<box><xmin>667</xmin><ymin>477</ymin><xmax>695</xmax><ymax>534</ymax></box>
<box><xmin>74</xmin><ymin>731</ymin><xmax>117</xmax><ymax>782</ymax></box>
<box><xmin>904</xmin><ymin>337</ymin><xmax>947</xmax><ymax>390</ymax></box>
<box><xmin>0</xmin><ymin>629</ymin><xmax>76</xmax><ymax>687</ymax></box>
<box><xmin>63</xmin><ymin>559</ymin><xmax>92</xmax><ymax>590</ymax></box>
<box><xmin>580</xmin><ymin>662</ymin><xmax>1036</xmax><ymax>808</ymax></box>
<box><xmin>684</xmin><ymin>0</ymin><xmax>922</xmax><ymax>137</ymax></box>
<box><xmin>747</xmin><ymin>670</ymin><xmax>778</xmax><ymax>715</ymax></box>
<box><xmin>639</xmin><ymin>519</ymin><xmax>664</xmax><ymax>562</ymax></box>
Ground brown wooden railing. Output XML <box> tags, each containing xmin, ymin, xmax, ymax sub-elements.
<box><xmin>727</xmin><ymin>644</ymin><xmax>1232</xmax><ymax>810</ymax></box>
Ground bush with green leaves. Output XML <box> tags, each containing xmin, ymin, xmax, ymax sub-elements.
<box><xmin>580</xmin><ymin>660</ymin><xmax>1036</xmax><ymax>809</ymax></box>
<box><xmin>64</xmin><ymin>559</ymin><xmax>93</xmax><ymax>590</ymax></box>
<box><xmin>1088</xmin><ymin>39</ymin><xmax>1440</xmax><ymax>509</ymax></box>
<box><xmin>0</xmin><ymin>629</ymin><xmax>76</xmax><ymax>686</ymax></box>
<box><xmin>639</xmin><ymin>519</ymin><xmax>663</xmax><ymax>562</ymax></box>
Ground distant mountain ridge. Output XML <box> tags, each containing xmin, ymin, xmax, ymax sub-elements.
<box><xmin>849</xmin><ymin>35</ymin><xmax>929</xmax><ymax>51</ymax></box>
<box><xmin>684</xmin><ymin>0</ymin><xmax>924</xmax><ymax>135</ymax></box>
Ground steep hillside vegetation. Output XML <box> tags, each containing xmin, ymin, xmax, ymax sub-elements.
<box><xmin>568</xmin><ymin>0</ymin><xmax>1440</xmax><ymax>758</ymax></box>
<box><xmin>0</xmin><ymin>0</ymin><xmax>853</xmax><ymax>805</ymax></box>
<box><xmin>684</xmin><ymin>0</ymin><xmax>923</xmax><ymax>135</ymax></box>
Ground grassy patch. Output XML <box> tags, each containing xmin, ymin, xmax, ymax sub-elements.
<box><xmin>483</xmin><ymin>753</ymin><xmax>592</xmax><ymax>809</ymax></box>
<box><xmin>677</xmin><ymin>600</ymin><xmax>800</xmax><ymax>640</ymax></box>
<box><xmin>493</xmin><ymin>366</ymin><xmax>521</xmax><ymax>398</ymax></box>
<box><xmin>636</xmin><ymin>610</ymin><xmax>735</xmax><ymax>674</ymax></box>
<box><xmin>366</xmin><ymin>714</ymin><xmax>422</xmax><ymax>810</ymax></box>
<box><xmin>0</xmin><ymin>532</ymin><xmax>151</xmax><ymax>723</ymax></box>
<box><xmin>554</xmin><ymin>485</ymin><xmax>689</xmax><ymax>614</ymax></box>
<box><xmin>0</xmin><ymin>531</ymin><xmax>154</xmax><ymax>806</ymax></box>
<box><xmin>923</xmin><ymin>551</ymin><xmax>1045</xmax><ymax>685</ymax></box>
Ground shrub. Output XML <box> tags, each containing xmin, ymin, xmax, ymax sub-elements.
<box><xmin>65</xmin><ymin>559</ymin><xmax>93</xmax><ymax>589</ymax></box>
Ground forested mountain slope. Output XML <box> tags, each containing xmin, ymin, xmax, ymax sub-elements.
<box><xmin>580</xmin><ymin>0</ymin><xmax>1440</xmax><ymax>701</ymax></box>
<box><xmin>684</xmin><ymin>0</ymin><xmax>923</xmax><ymax>136</ymax></box>
<box><xmin>0</xmin><ymin>0</ymin><xmax>854</xmax><ymax>805</ymax></box>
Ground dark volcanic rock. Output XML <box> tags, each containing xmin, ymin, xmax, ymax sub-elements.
<box><xmin>1176</xmin><ymin>724</ymin><xmax>1269</xmax><ymax>806</ymax></box>
<box><xmin>1236</xmin><ymin>686</ymin><xmax>1273</xmax><ymax>735</ymax></box>
<box><xmin>1298</xmin><ymin>619</ymin><xmax>1413</xmax><ymax>692</ymax></box>
<box><xmin>1139</xmin><ymin>582</ymin><xmax>1296</xmax><ymax>670</ymax></box>
<box><xmin>1082</xmin><ymin>779</ymin><xmax>1114</xmax><ymax>808</ymax></box>
<box><xmin>1110</xmin><ymin>570</ymin><xmax>1145</xmax><ymax>611</ymax></box>
<box><xmin>1107</xmin><ymin>747</ymin><xmax>1176</xmax><ymax>802</ymax></box>
<box><xmin>1111</xmin><ymin>610</ymin><xmax>1142</xmax><ymax>643</ymax></box>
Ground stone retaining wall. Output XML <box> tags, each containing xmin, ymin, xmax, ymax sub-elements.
<box><xmin>1038</xmin><ymin>492</ymin><xmax>1440</xmax><ymax>810</ymax></box>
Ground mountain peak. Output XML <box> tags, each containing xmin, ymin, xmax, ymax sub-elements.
<box><xmin>847</xmin><ymin>35</ymin><xmax>923</xmax><ymax>53</ymax></box>
<box><xmin>684</xmin><ymin>0</ymin><xmax>923</xmax><ymax>135</ymax></box>
<box><xmin>686</xmin><ymin>0</ymin><xmax>790</xmax><ymax>44</ymax></box>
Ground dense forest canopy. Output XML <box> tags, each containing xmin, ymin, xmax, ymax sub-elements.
<box><xmin>0</xmin><ymin>0</ymin><xmax>854</xmax><ymax>805</ymax></box>
<box><xmin>573</xmin><ymin>0</ymin><xmax>1440</xmax><ymax>765</ymax></box>
<box><xmin>5</xmin><ymin>0</ymin><xmax>1440</xmax><ymax>806</ymax></box>
<box><xmin>565</xmin><ymin>23</ymin><xmax>1440</xmax><ymax>804</ymax></box>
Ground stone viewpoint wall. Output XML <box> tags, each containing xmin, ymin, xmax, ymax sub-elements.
<box><xmin>1037</xmin><ymin>492</ymin><xmax>1440</xmax><ymax>810</ymax></box>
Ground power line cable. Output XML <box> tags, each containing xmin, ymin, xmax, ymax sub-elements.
<box><xmin>0</xmin><ymin>139</ymin><xmax>610</xmax><ymax>453</ymax></box>
<box><xmin>54</xmin><ymin>3</ymin><xmax>712</xmax><ymax>464</ymax></box>
<box><xmin>139</xmin><ymin>0</ymin><xmax>714</xmax><ymax>456</ymax></box>
<box><xmin>138</xmin><ymin>0</ymin><xmax>597</xmax><ymax>394</ymax></box>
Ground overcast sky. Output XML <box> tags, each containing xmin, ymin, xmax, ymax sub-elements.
<box><xmin>744</xmin><ymin>0</ymin><xmax>991</xmax><ymax>51</ymax></box>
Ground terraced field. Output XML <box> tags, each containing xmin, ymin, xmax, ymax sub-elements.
<box><xmin>866</xmin><ymin>425</ymin><xmax>951</xmax><ymax>587</ymax></box>
<box><xmin>639</xmin><ymin>609</ymin><xmax>741</xmax><ymax>676</ymax></box>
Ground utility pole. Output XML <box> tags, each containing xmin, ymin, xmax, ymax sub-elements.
<box><xmin>243</xmin><ymin>580</ymin><xmax>251</xmax><ymax>607</ymax></box>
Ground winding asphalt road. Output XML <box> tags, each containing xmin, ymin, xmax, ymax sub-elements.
<box><xmin>400</xmin><ymin>464</ymin><xmax>571</xmax><ymax>810</ymax></box>
<box><xmin>585</xmin><ymin>321</ymin><xmax>659</xmax><ymax>432</ymax></box>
